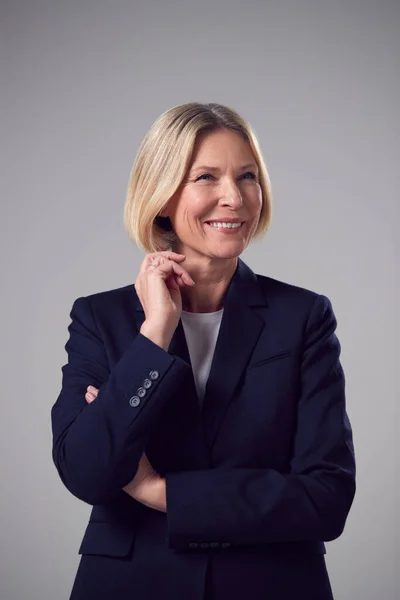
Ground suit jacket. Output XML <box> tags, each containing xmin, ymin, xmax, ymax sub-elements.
<box><xmin>51</xmin><ymin>258</ymin><xmax>356</xmax><ymax>600</ymax></box>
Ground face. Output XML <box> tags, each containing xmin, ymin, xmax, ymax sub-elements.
<box><xmin>161</xmin><ymin>128</ymin><xmax>263</xmax><ymax>262</ymax></box>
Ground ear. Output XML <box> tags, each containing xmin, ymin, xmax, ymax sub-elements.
<box><xmin>154</xmin><ymin>211</ymin><xmax>173</xmax><ymax>231</ymax></box>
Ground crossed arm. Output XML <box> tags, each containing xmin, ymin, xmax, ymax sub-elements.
<box><xmin>52</xmin><ymin>294</ymin><xmax>355</xmax><ymax>550</ymax></box>
<box><xmin>85</xmin><ymin>385</ymin><xmax>167</xmax><ymax>512</ymax></box>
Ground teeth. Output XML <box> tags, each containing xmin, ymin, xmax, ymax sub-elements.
<box><xmin>208</xmin><ymin>222</ymin><xmax>241</xmax><ymax>229</ymax></box>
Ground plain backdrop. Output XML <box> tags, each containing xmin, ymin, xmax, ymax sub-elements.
<box><xmin>1</xmin><ymin>1</ymin><xmax>398</xmax><ymax>598</ymax></box>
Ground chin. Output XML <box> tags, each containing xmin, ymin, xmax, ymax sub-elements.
<box><xmin>182</xmin><ymin>240</ymin><xmax>247</xmax><ymax>261</ymax></box>
<box><xmin>207</xmin><ymin>245</ymin><xmax>245</xmax><ymax>260</ymax></box>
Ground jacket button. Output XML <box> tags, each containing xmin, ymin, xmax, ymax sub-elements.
<box><xmin>221</xmin><ymin>542</ymin><xmax>231</xmax><ymax>549</ymax></box>
<box><xmin>210</xmin><ymin>542</ymin><xmax>220</xmax><ymax>549</ymax></box>
<box><xmin>149</xmin><ymin>370</ymin><xmax>159</xmax><ymax>380</ymax></box>
<box><xmin>137</xmin><ymin>387</ymin><xmax>146</xmax><ymax>398</ymax></box>
<box><xmin>129</xmin><ymin>396</ymin><xmax>140</xmax><ymax>407</ymax></box>
<box><xmin>200</xmin><ymin>542</ymin><xmax>209</xmax><ymax>549</ymax></box>
<box><xmin>189</xmin><ymin>542</ymin><xmax>198</xmax><ymax>549</ymax></box>
<box><xmin>143</xmin><ymin>378</ymin><xmax>152</xmax><ymax>389</ymax></box>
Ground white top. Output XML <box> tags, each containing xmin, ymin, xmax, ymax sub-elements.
<box><xmin>180</xmin><ymin>308</ymin><xmax>224</xmax><ymax>407</ymax></box>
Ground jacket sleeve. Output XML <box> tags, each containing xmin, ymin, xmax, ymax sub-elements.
<box><xmin>51</xmin><ymin>296</ymin><xmax>191</xmax><ymax>506</ymax></box>
<box><xmin>165</xmin><ymin>294</ymin><xmax>356</xmax><ymax>550</ymax></box>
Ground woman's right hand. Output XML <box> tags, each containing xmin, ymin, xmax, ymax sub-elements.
<box><xmin>134</xmin><ymin>251</ymin><xmax>195</xmax><ymax>351</ymax></box>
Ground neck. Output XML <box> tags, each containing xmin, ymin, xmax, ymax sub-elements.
<box><xmin>179</xmin><ymin>255</ymin><xmax>238</xmax><ymax>313</ymax></box>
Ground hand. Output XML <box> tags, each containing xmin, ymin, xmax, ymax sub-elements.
<box><xmin>85</xmin><ymin>385</ymin><xmax>167</xmax><ymax>512</ymax></box>
<box><xmin>134</xmin><ymin>251</ymin><xmax>195</xmax><ymax>350</ymax></box>
<box><xmin>122</xmin><ymin>452</ymin><xmax>166</xmax><ymax>512</ymax></box>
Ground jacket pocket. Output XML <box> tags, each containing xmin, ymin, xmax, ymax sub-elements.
<box><xmin>247</xmin><ymin>350</ymin><xmax>292</xmax><ymax>371</ymax></box>
<box><xmin>78</xmin><ymin>521</ymin><xmax>135</xmax><ymax>558</ymax></box>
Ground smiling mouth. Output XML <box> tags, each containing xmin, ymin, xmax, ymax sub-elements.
<box><xmin>205</xmin><ymin>221</ymin><xmax>244</xmax><ymax>231</ymax></box>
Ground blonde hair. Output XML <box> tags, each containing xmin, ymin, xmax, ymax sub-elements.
<box><xmin>124</xmin><ymin>102</ymin><xmax>273</xmax><ymax>252</ymax></box>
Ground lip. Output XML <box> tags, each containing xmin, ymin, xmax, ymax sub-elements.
<box><xmin>205</xmin><ymin>221</ymin><xmax>244</xmax><ymax>234</ymax></box>
<box><xmin>205</xmin><ymin>218</ymin><xmax>245</xmax><ymax>224</ymax></box>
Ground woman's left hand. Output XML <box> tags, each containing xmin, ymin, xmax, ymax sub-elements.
<box><xmin>85</xmin><ymin>385</ymin><xmax>167</xmax><ymax>512</ymax></box>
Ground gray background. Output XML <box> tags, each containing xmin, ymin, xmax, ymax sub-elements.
<box><xmin>1</xmin><ymin>1</ymin><xmax>398</xmax><ymax>598</ymax></box>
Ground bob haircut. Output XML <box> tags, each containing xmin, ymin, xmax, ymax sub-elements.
<box><xmin>124</xmin><ymin>102</ymin><xmax>273</xmax><ymax>252</ymax></box>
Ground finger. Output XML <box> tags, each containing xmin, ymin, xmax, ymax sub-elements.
<box><xmin>139</xmin><ymin>252</ymin><xmax>186</xmax><ymax>275</ymax></box>
<box><xmin>150</xmin><ymin>260</ymin><xmax>195</xmax><ymax>286</ymax></box>
<box><xmin>174</xmin><ymin>274</ymin><xmax>186</xmax><ymax>287</ymax></box>
<box><xmin>148</xmin><ymin>251</ymin><xmax>185</xmax><ymax>260</ymax></box>
<box><xmin>85</xmin><ymin>391</ymin><xmax>95</xmax><ymax>403</ymax></box>
<box><xmin>87</xmin><ymin>385</ymin><xmax>99</xmax><ymax>395</ymax></box>
<box><xmin>168</xmin><ymin>272</ymin><xmax>187</xmax><ymax>288</ymax></box>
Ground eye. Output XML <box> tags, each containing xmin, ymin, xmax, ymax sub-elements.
<box><xmin>195</xmin><ymin>173</ymin><xmax>214</xmax><ymax>182</ymax></box>
<box><xmin>240</xmin><ymin>172</ymin><xmax>257</xmax><ymax>180</ymax></box>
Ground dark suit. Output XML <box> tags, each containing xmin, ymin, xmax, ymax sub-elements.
<box><xmin>51</xmin><ymin>258</ymin><xmax>355</xmax><ymax>599</ymax></box>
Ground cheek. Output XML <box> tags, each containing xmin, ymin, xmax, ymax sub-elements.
<box><xmin>255</xmin><ymin>185</ymin><xmax>263</xmax><ymax>208</ymax></box>
<box><xmin>246</xmin><ymin>186</ymin><xmax>263</xmax><ymax>216</ymax></box>
<box><xmin>178</xmin><ymin>189</ymin><xmax>215</xmax><ymax>221</ymax></box>
<box><xmin>172</xmin><ymin>199</ymin><xmax>206</xmax><ymax>237</ymax></box>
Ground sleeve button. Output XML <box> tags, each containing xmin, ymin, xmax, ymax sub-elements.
<box><xmin>149</xmin><ymin>370</ymin><xmax>159</xmax><ymax>380</ymax></box>
<box><xmin>200</xmin><ymin>542</ymin><xmax>209</xmax><ymax>549</ymax></box>
<box><xmin>129</xmin><ymin>396</ymin><xmax>140</xmax><ymax>407</ymax></box>
<box><xmin>189</xmin><ymin>542</ymin><xmax>198</xmax><ymax>549</ymax></box>
<box><xmin>221</xmin><ymin>542</ymin><xmax>231</xmax><ymax>549</ymax></box>
<box><xmin>210</xmin><ymin>542</ymin><xmax>220</xmax><ymax>549</ymax></box>
<box><xmin>143</xmin><ymin>378</ymin><xmax>152</xmax><ymax>389</ymax></box>
<box><xmin>137</xmin><ymin>387</ymin><xmax>146</xmax><ymax>398</ymax></box>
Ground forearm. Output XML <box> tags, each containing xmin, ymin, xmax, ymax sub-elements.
<box><xmin>52</xmin><ymin>331</ymin><xmax>190</xmax><ymax>505</ymax></box>
<box><xmin>165</xmin><ymin>463</ymin><xmax>355</xmax><ymax>550</ymax></box>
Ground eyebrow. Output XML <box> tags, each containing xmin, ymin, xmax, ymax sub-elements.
<box><xmin>190</xmin><ymin>162</ymin><xmax>258</xmax><ymax>173</ymax></box>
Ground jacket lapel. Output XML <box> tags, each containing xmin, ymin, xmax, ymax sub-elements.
<box><xmin>168</xmin><ymin>320</ymin><xmax>192</xmax><ymax>369</ymax></box>
<box><xmin>201</xmin><ymin>259</ymin><xmax>267</xmax><ymax>449</ymax></box>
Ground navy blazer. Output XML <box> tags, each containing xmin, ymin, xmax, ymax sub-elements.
<box><xmin>51</xmin><ymin>258</ymin><xmax>356</xmax><ymax>600</ymax></box>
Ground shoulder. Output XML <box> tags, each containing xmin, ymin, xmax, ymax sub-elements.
<box><xmin>70</xmin><ymin>283</ymin><xmax>139</xmax><ymax>324</ymax></box>
<box><xmin>238</xmin><ymin>258</ymin><xmax>325</xmax><ymax>310</ymax></box>
<box><xmin>255</xmin><ymin>272</ymin><xmax>319</xmax><ymax>304</ymax></box>
<box><xmin>253</xmin><ymin>272</ymin><xmax>334</xmax><ymax>322</ymax></box>
<box><xmin>85</xmin><ymin>283</ymin><xmax>136</xmax><ymax>305</ymax></box>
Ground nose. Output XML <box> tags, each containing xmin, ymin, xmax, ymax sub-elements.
<box><xmin>219</xmin><ymin>177</ymin><xmax>243</xmax><ymax>208</ymax></box>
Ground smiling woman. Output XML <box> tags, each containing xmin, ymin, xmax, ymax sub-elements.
<box><xmin>52</xmin><ymin>102</ymin><xmax>355</xmax><ymax>600</ymax></box>
<box><xmin>123</xmin><ymin>103</ymin><xmax>273</xmax><ymax>313</ymax></box>
<box><xmin>124</xmin><ymin>102</ymin><xmax>272</xmax><ymax>256</ymax></box>
<box><xmin>160</xmin><ymin>129</ymin><xmax>263</xmax><ymax>261</ymax></box>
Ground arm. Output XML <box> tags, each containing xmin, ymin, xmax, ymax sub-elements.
<box><xmin>51</xmin><ymin>296</ymin><xmax>190</xmax><ymax>506</ymax></box>
<box><xmin>165</xmin><ymin>294</ymin><xmax>356</xmax><ymax>550</ymax></box>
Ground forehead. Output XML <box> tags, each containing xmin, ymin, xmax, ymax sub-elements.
<box><xmin>189</xmin><ymin>128</ymin><xmax>255</xmax><ymax>166</ymax></box>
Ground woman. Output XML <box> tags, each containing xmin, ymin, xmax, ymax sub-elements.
<box><xmin>51</xmin><ymin>102</ymin><xmax>356</xmax><ymax>599</ymax></box>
